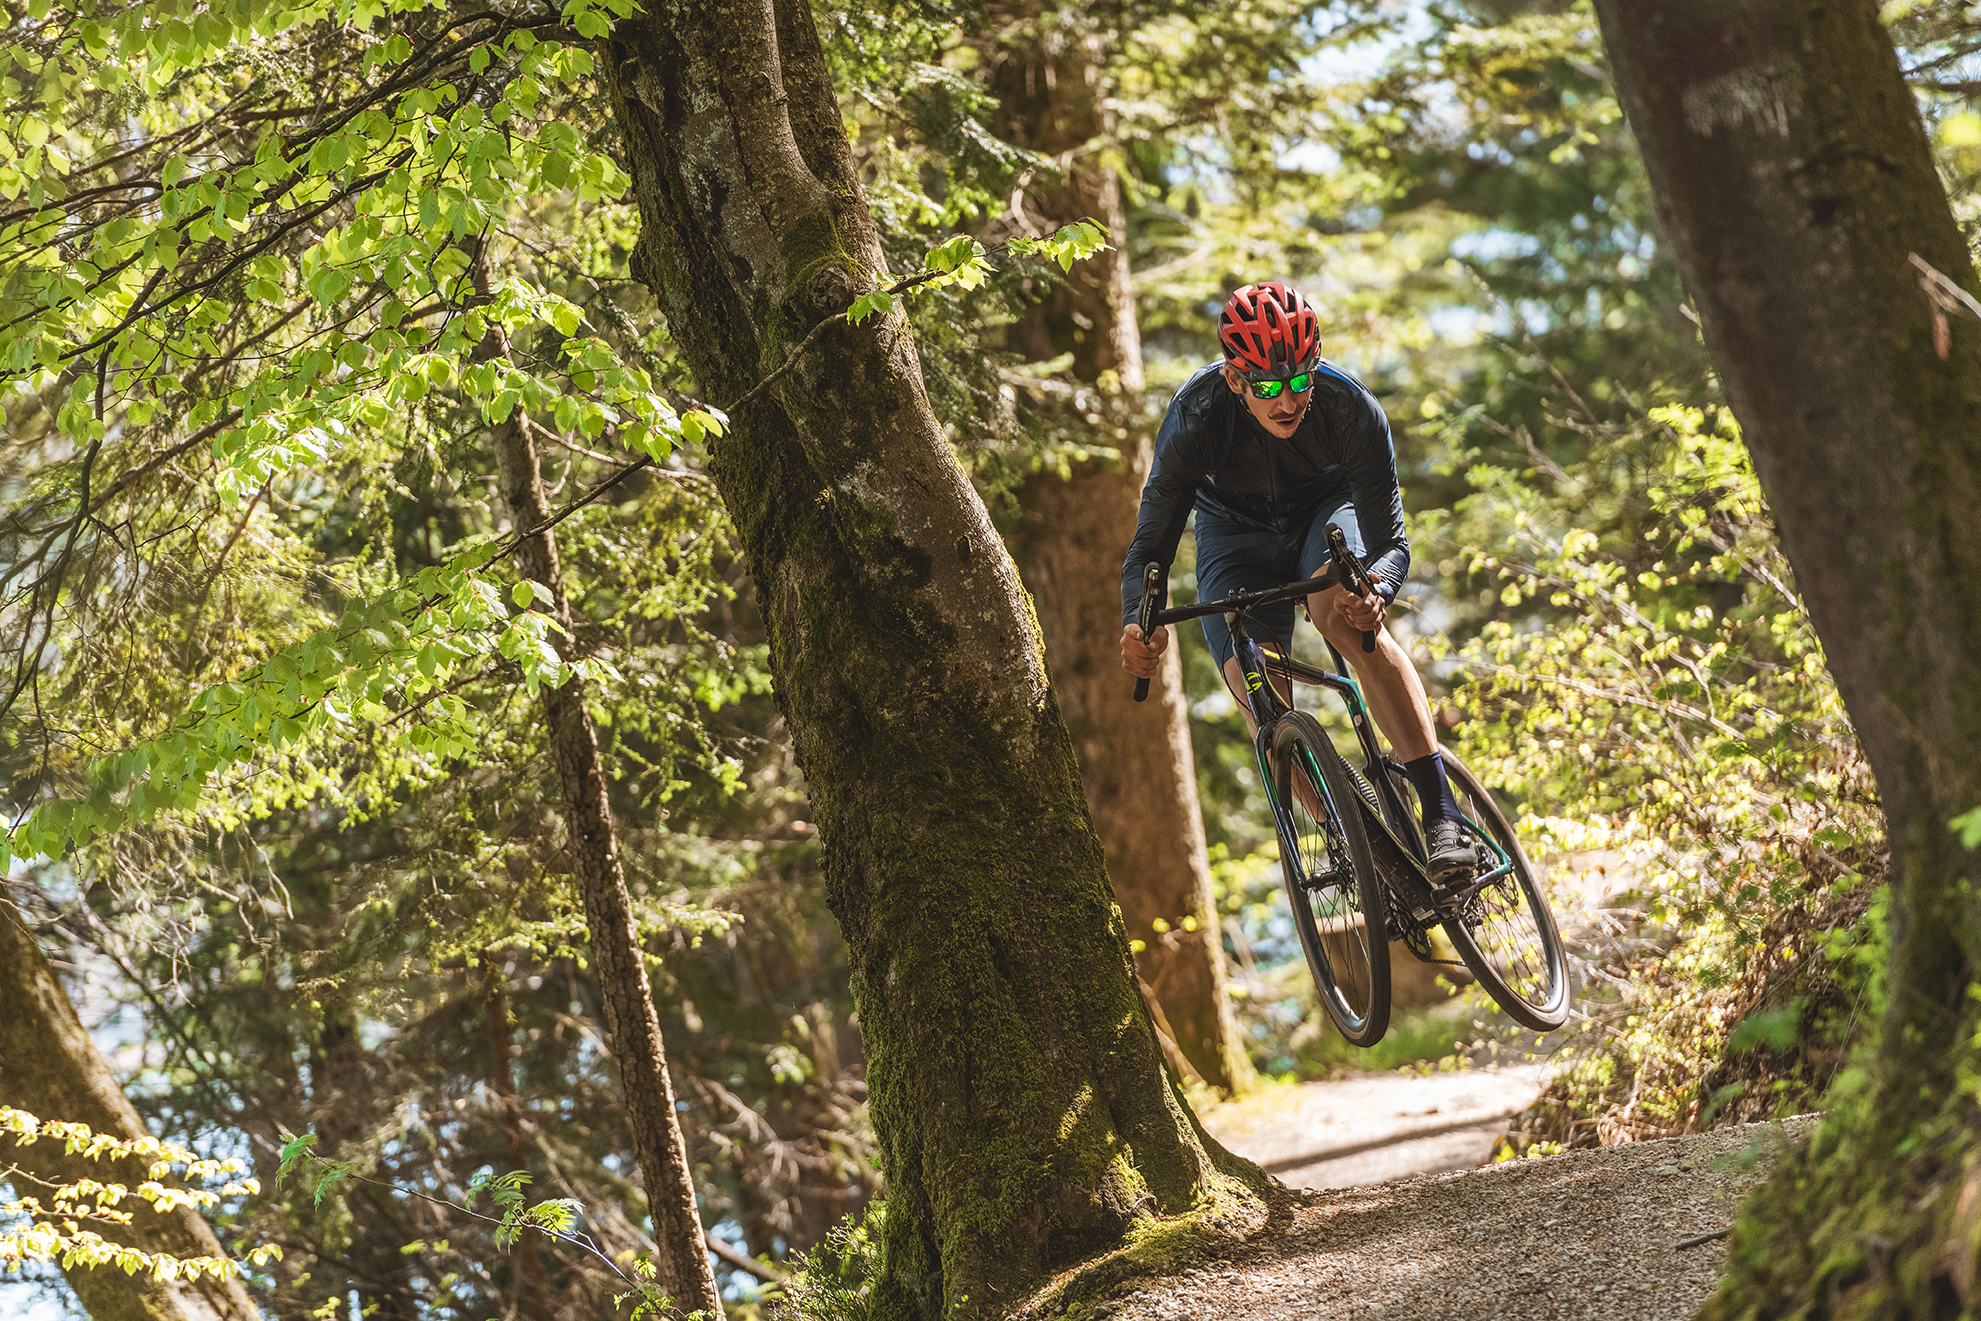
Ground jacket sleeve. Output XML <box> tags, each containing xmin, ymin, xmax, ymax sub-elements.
<box><xmin>1120</xmin><ymin>391</ymin><xmax>1207</xmax><ymax>627</ymax></box>
<box><xmin>1345</xmin><ymin>389</ymin><xmax>1410</xmax><ymax>602</ymax></box>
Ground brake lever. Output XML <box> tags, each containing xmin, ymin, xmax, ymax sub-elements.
<box><xmin>1325</xmin><ymin>523</ymin><xmax>1378</xmax><ymax>654</ymax></box>
<box><xmin>1133</xmin><ymin>562</ymin><xmax>1162</xmax><ymax>702</ymax></box>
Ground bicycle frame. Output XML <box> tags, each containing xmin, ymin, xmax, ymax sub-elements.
<box><xmin>1226</xmin><ymin>610</ymin><xmax>1517</xmax><ymax>911</ymax></box>
<box><xmin>1136</xmin><ymin>560</ymin><xmax>1517</xmax><ymax>913</ymax></box>
<box><xmin>1132</xmin><ymin>554</ymin><xmax>1570</xmax><ymax>1033</ymax></box>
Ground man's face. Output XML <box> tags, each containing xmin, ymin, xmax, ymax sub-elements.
<box><xmin>1222</xmin><ymin>362</ymin><xmax>1312</xmax><ymax>439</ymax></box>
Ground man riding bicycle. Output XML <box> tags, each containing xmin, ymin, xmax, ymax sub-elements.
<box><xmin>1118</xmin><ymin>280</ymin><xmax>1475</xmax><ymax>882</ymax></box>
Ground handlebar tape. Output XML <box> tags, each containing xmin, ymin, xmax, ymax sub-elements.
<box><xmin>1133</xmin><ymin>562</ymin><xmax>1162</xmax><ymax>702</ymax></box>
<box><xmin>1325</xmin><ymin>523</ymin><xmax>1378</xmax><ymax>653</ymax></box>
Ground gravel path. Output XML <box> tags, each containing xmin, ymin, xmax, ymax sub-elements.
<box><xmin>1203</xmin><ymin>1066</ymin><xmax>1552</xmax><ymax>1189</ymax></box>
<box><xmin>1103</xmin><ymin>1118</ymin><xmax>1812</xmax><ymax>1320</ymax></box>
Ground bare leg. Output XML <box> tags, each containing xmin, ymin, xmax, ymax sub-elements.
<box><xmin>1305</xmin><ymin>585</ymin><xmax>1437</xmax><ymax>762</ymax></box>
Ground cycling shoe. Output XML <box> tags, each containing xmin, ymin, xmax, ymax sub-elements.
<box><xmin>1425</xmin><ymin>816</ymin><xmax>1477</xmax><ymax>883</ymax></box>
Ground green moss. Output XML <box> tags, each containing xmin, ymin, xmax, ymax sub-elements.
<box><xmin>1699</xmin><ymin>1057</ymin><xmax>1981</xmax><ymax>1319</ymax></box>
<box><xmin>1002</xmin><ymin>1169</ymin><xmax>1271</xmax><ymax>1321</ymax></box>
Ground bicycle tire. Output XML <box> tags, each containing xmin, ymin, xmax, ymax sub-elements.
<box><xmin>1436</xmin><ymin>751</ymin><xmax>1571</xmax><ymax>1031</ymax></box>
<box><xmin>1271</xmin><ymin>713</ymin><xmax>1391</xmax><ymax>1047</ymax></box>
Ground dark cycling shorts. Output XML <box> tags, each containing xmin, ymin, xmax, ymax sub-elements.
<box><xmin>1194</xmin><ymin>490</ymin><xmax>1365</xmax><ymax>671</ymax></box>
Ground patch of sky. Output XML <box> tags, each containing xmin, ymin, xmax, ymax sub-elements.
<box><xmin>0</xmin><ymin>1272</ymin><xmax>84</xmax><ymax>1321</ymax></box>
<box><xmin>1283</xmin><ymin>0</ymin><xmax>1472</xmax><ymax>175</ymax></box>
<box><xmin>1449</xmin><ymin>228</ymin><xmax>1542</xmax><ymax>263</ymax></box>
<box><xmin>1425</xmin><ymin>305</ymin><xmax>1489</xmax><ymax>346</ymax></box>
<box><xmin>1160</xmin><ymin>133</ymin><xmax>1236</xmax><ymax>204</ymax></box>
<box><xmin>1300</xmin><ymin>0</ymin><xmax>1435</xmax><ymax>85</ymax></box>
<box><xmin>1509</xmin><ymin>299</ymin><xmax>1553</xmax><ymax>337</ymax></box>
<box><xmin>1279</xmin><ymin>139</ymin><xmax>1342</xmax><ymax>176</ymax></box>
<box><xmin>711</xmin><ymin>1218</ymin><xmax>772</xmax><ymax>1303</ymax></box>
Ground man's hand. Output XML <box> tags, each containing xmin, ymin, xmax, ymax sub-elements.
<box><xmin>1334</xmin><ymin>584</ymin><xmax>1388</xmax><ymax>634</ymax></box>
<box><xmin>1121</xmin><ymin>623</ymin><xmax>1169</xmax><ymax>679</ymax></box>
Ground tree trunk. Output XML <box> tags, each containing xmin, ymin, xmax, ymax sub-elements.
<box><xmin>1593</xmin><ymin>1</ymin><xmax>1981</xmax><ymax>1312</ymax></box>
<box><xmin>603</xmin><ymin>4</ymin><xmax>1256</xmax><ymax>1317</ymax></box>
<box><xmin>988</xmin><ymin>15</ymin><xmax>1254</xmax><ymax>1095</ymax></box>
<box><xmin>0</xmin><ymin>904</ymin><xmax>263</xmax><ymax>1321</ymax></box>
<box><xmin>479</xmin><ymin>319</ymin><xmax>721</xmax><ymax>1315</ymax></box>
<box><xmin>1594</xmin><ymin>0</ymin><xmax>1981</xmax><ymax>1112</ymax></box>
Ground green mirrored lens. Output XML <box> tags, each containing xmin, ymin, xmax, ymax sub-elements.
<box><xmin>1251</xmin><ymin>379</ymin><xmax>1286</xmax><ymax>400</ymax></box>
<box><xmin>1289</xmin><ymin>372</ymin><xmax>1314</xmax><ymax>393</ymax></box>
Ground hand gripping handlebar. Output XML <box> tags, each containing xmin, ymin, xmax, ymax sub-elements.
<box><xmin>1132</xmin><ymin>562</ymin><xmax>1163</xmax><ymax>703</ymax></box>
<box><xmin>1324</xmin><ymin>522</ymin><xmax>1378</xmax><ymax>654</ymax></box>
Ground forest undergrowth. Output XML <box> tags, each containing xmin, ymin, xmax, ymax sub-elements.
<box><xmin>1426</xmin><ymin>401</ymin><xmax>1890</xmax><ymax>1158</ymax></box>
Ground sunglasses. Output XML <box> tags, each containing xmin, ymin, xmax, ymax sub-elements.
<box><xmin>1249</xmin><ymin>371</ymin><xmax>1314</xmax><ymax>401</ymax></box>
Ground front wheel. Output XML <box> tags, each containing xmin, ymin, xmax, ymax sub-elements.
<box><xmin>1271</xmin><ymin>713</ymin><xmax>1391</xmax><ymax>1047</ymax></box>
<box><xmin>1437</xmin><ymin>752</ymin><xmax>1571</xmax><ymax>1032</ymax></box>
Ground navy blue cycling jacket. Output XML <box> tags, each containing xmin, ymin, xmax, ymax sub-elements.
<box><xmin>1119</xmin><ymin>359</ymin><xmax>1410</xmax><ymax>626</ymax></box>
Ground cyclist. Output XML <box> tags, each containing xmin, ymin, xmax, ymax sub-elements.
<box><xmin>1118</xmin><ymin>280</ymin><xmax>1474</xmax><ymax>881</ymax></box>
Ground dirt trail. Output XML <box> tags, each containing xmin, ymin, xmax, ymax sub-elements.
<box><xmin>1203</xmin><ymin>1064</ymin><xmax>1551</xmax><ymax>1189</ymax></box>
<box><xmin>1104</xmin><ymin>1118</ymin><xmax>1810</xmax><ymax>1320</ymax></box>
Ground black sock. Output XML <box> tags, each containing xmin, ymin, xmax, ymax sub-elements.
<box><xmin>1404</xmin><ymin>752</ymin><xmax>1461</xmax><ymax>833</ymax></box>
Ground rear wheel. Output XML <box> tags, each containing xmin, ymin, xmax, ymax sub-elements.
<box><xmin>1437</xmin><ymin>752</ymin><xmax>1571</xmax><ymax>1031</ymax></box>
<box><xmin>1271</xmin><ymin>713</ymin><xmax>1391</xmax><ymax>1047</ymax></box>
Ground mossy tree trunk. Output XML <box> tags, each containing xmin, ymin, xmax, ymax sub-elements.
<box><xmin>0</xmin><ymin>903</ymin><xmax>263</xmax><ymax>1321</ymax></box>
<box><xmin>603</xmin><ymin>3</ymin><xmax>1252</xmax><ymax>1316</ymax></box>
<box><xmin>1594</xmin><ymin>0</ymin><xmax>1981</xmax><ymax>1312</ymax></box>
<box><xmin>988</xmin><ymin>8</ymin><xmax>1254</xmax><ymax>1096</ymax></box>
<box><xmin>478</xmin><ymin>314</ymin><xmax>722</xmax><ymax>1315</ymax></box>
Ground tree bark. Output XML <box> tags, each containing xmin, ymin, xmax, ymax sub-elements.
<box><xmin>479</xmin><ymin>320</ymin><xmax>721</xmax><ymax>1315</ymax></box>
<box><xmin>1593</xmin><ymin>1</ymin><xmax>1981</xmax><ymax>1311</ymax></box>
<box><xmin>604</xmin><ymin>3</ymin><xmax>1254</xmax><ymax>1316</ymax></box>
<box><xmin>988</xmin><ymin>13</ymin><xmax>1254</xmax><ymax>1095</ymax></box>
<box><xmin>1592</xmin><ymin>0</ymin><xmax>1981</xmax><ymax>1111</ymax></box>
<box><xmin>0</xmin><ymin>904</ymin><xmax>263</xmax><ymax>1321</ymax></box>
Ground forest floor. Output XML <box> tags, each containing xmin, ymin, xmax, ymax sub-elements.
<box><xmin>1064</xmin><ymin>845</ymin><xmax>1807</xmax><ymax>1321</ymax></box>
<box><xmin>1088</xmin><ymin>1115</ymin><xmax>1808</xmax><ymax>1319</ymax></box>
<box><xmin>1202</xmin><ymin>1062</ymin><xmax>1553</xmax><ymax>1189</ymax></box>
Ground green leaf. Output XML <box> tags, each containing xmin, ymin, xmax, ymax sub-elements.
<box><xmin>312</xmin><ymin>1161</ymin><xmax>354</xmax><ymax>1207</ymax></box>
<box><xmin>925</xmin><ymin>233</ymin><xmax>979</xmax><ymax>275</ymax></box>
<box><xmin>1953</xmin><ymin>806</ymin><xmax>1981</xmax><ymax>850</ymax></box>
<box><xmin>1009</xmin><ymin>218</ymin><xmax>1110</xmax><ymax>272</ymax></box>
<box><xmin>275</xmin><ymin>1133</ymin><xmax>317</xmax><ymax>1184</ymax></box>
<box><xmin>511</xmin><ymin>581</ymin><xmax>537</xmax><ymax>608</ymax></box>
<box><xmin>846</xmin><ymin>291</ymin><xmax>894</xmax><ymax>326</ymax></box>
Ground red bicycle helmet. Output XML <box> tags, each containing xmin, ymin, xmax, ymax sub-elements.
<box><xmin>1219</xmin><ymin>281</ymin><xmax>1320</xmax><ymax>377</ymax></box>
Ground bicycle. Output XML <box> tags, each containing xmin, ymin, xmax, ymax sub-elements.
<box><xmin>1130</xmin><ymin>529</ymin><xmax>1571</xmax><ymax>1047</ymax></box>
